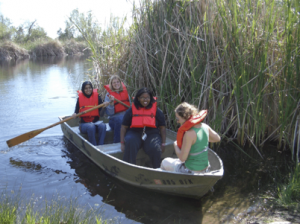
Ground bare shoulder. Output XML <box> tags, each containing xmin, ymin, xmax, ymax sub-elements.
<box><xmin>185</xmin><ymin>129</ymin><xmax>196</xmax><ymax>138</ymax></box>
<box><xmin>201</xmin><ymin>123</ymin><xmax>209</xmax><ymax>128</ymax></box>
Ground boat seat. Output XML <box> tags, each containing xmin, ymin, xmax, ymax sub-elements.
<box><xmin>71</xmin><ymin>125</ymin><xmax>175</xmax><ymax>167</ymax></box>
<box><xmin>71</xmin><ymin>123</ymin><xmax>115</xmax><ymax>144</ymax></box>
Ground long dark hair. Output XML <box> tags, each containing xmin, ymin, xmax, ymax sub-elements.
<box><xmin>81</xmin><ymin>81</ymin><xmax>93</xmax><ymax>98</ymax></box>
<box><xmin>133</xmin><ymin>87</ymin><xmax>156</xmax><ymax>109</ymax></box>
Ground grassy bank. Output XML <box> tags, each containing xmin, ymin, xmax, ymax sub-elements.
<box><xmin>0</xmin><ymin>42</ymin><xmax>30</xmax><ymax>61</ymax></box>
<box><xmin>0</xmin><ymin>39</ymin><xmax>91</xmax><ymax>61</ymax></box>
<box><xmin>277</xmin><ymin>164</ymin><xmax>300</xmax><ymax>210</ymax></box>
<box><xmin>0</xmin><ymin>189</ymin><xmax>107</xmax><ymax>224</ymax></box>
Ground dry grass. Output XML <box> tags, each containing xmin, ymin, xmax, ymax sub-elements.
<box><xmin>30</xmin><ymin>40</ymin><xmax>65</xmax><ymax>57</ymax></box>
<box><xmin>0</xmin><ymin>42</ymin><xmax>30</xmax><ymax>61</ymax></box>
<box><xmin>63</xmin><ymin>39</ymin><xmax>91</xmax><ymax>56</ymax></box>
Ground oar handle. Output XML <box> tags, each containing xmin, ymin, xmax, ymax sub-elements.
<box><xmin>44</xmin><ymin>103</ymin><xmax>106</xmax><ymax>130</ymax></box>
<box><xmin>113</xmin><ymin>97</ymin><xmax>130</xmax><ymax>108</ymax></box>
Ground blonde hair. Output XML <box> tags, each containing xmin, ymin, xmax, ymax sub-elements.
<box><xmin>108</xmin><ymin>75</ymin><xmax>123</xmax><ymax>91</ymax></box>
<box><xmin>175</xmin><ymin>102</ymin><xmax>198</xmax><ymax>120</ymax></box>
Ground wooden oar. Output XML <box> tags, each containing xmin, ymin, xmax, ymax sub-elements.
<box><xmin>6</xmin><ymin>103</ymin><xmax>106</xmax><ymax>148</ymax></box>
<box><xmin>113</xmin><ymin>98</ymin><xmax>130</xmax><ymax>108</ymax></box>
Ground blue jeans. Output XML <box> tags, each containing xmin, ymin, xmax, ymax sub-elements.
<box><xmin>80</xmin><ymin>121</ymin><xmax>106</xmax><ymax>145</ymax></box>
<box><xmin>123</xmin><ymin>130</ymin><xmax>162</xmax><ymax>168</ymax></box>
<box><xmin>109</xmin><ymin>114</ymin><xmax>124</xmax><ymax>143</ymax></box>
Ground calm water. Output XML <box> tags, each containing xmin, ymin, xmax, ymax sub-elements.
<box><xmin>0</xmin><ymin>56</ymin><xmax>289</xmax><ymax>223</ymax></box>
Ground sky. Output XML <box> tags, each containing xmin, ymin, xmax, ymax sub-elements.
<box><xmin>0</xmin><ymin>0</ymin><xmax>134</xmax><ymax>39</ymax></box>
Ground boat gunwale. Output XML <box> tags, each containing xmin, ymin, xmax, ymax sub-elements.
<box><xmin>59</xmin><ymin>116</ymin><xmax>224</xmax><ymax>179</ymax></box>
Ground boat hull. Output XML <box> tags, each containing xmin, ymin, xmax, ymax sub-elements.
<box><xmin>59</xmin><ymin>116</ymin><xmax>224</xmax><ymax>199</ymax></box>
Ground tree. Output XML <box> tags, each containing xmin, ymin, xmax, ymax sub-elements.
<box><xmin>0</xmin><ymin>15</ymin><xmax>14</xmax><ymax>41</ymax></box>
<box><xmin>57</xmin><ymin>9</ymin><xmax>102</xmax><ymax>41</ymax></box>
<box><xmin>24</xmin><ymin>20</ymin><xmax>48</xmax><ymax>42</ymax></box>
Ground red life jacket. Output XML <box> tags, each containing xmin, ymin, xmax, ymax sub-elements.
<box><xmin>104</xmin><ymin>82</ymin><xmax>130</xmax><ymax>113</ymax></box>
<box><xmin>130</xmin><ymin>102</ymin><xmax>157</xmax><ymax>128</ymax></box>
<box><xmin>176</xmin><ymin>110</ymin><xmax>207</xmax><ymax>149</ymax></box>
<box><xmin>77</xmin><ymin>89</ymin><xmax>99</xmax><ymax>122</ymax></box>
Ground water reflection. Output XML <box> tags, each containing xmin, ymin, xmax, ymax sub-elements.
<box><xmin>62</xmin><ymin>138</ymin><xmax>204</xmax><ymax>224</ymax></box>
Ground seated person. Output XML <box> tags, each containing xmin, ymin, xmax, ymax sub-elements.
<box><xmin>120</xmin><ymin>87</ymin><xmax>166</xmax><ymax>168</ymax></box>
<box><xmin>72</xmin><ymin>81</ymin><xmax>109</xmax><ymax>146</ymax></box>
<box><xmin>104</xmin><ymin>75</ymin><xmax>131</xmax><ymax>143</ymax></box>
<box><xmin>161</xmin><ymin>102</ymin><xmax>220</xmax><ymax>173</ymax></box>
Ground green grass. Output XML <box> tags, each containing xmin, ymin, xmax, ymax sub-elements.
<box><xmin>0</xmin><ymin>189</ymin><xmax>108</xmax><ymax>224</ymax></box>
<box><xmin>277</xmin><ymin>164</ymin><xmax>300</xmax><ymax>210</ymax></box>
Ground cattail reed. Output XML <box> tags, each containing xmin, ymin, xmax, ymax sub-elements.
<box><xmin>76</xmin><ymin>0</ymin><xmax>300</xmax><ymax>156</ymax></box>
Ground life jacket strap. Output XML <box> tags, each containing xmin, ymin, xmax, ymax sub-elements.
<box><xmin>133</xmin><ymin>113</ymin><xmax>155</xmax><ymax>118</ymax></box>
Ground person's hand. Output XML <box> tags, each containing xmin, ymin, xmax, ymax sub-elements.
<box><xmin>72</xmin><ymin>113</ymin><xmax>77</xmax><ymax>118</ymax></box>
<box><xmin>161</xmin><ymin>143</ymin><xmax>166</xmax><ymax>153</ymax></box>
<box><xmin>173</xmin><ymin>140</ymin><xmax>177</xmax><ymax>147</ymax></box>
<box><xmin>121</xmin><ymin>142</ymin><xmax>125</xmax><ymax>152</ymax></box>
<box><xmin>103</xmin><ymin>101</ymin><xmax>110</xmax><ymax>107</ymax></box>
<box><xmin>108</xmin><ymin>95</ymin><xmax>114</xmax><ymax>105</ymax></box>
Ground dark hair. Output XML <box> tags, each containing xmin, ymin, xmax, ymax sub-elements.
<box><xmin>81</xmin><ymin>81</ymin><xmax>93</xmax><ymax>98</ymax></box>
<box><xmin>133</xmin><ymin>87</ymin><xmax>156</xmax><ymax>109</ymax></box>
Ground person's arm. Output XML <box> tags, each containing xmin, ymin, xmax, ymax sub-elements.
<box><xmin>156</xmin><ymin>108</ymin><xmax>166</xmax><ymax>152</ymax></box>
<box><xmin>174</xmin><ymin>130</ymin><xmax>195</xmax><ymax>162</ymax></box>
<box><xmin>72</xmin><ymin>99</ymin><xmax>79</xmax><ymax>118</ymax></box>
<box><xmin>120</xmin><ymin>125</ymin><xmax>128</xmax><ymax>152</ymax></box>
<box><xmin>105</xmin><ymin>93</ymin><xmax>115</xmax><ymax>116</ymax></box>
<box><xmin>207</xmin><ymin>125</ymin><xmax>221</xmax><ymax>143</ymax></box>
<box><xmin>120</xmin><ymin>107</ymin><xmax>132</xmax><ymax>152</ymax></box>
<box><xmin>159</xmin><ymin>126</ymin><xmax>166</xmax><ymax>153</ymax></box>
<box><xmin>99</xmin><ymin>96</ymin><xmax>110</xmax><ymax>117</ymax></box>
<box><xmin>128</xmin><ymin>93</ymin><xmax>131</xmax><ymax>104</ymax></box>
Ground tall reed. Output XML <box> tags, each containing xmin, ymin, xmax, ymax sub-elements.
<box><xmin>125</xmin><ymin>0</ymin><xmax>300</xmax><ymax>155</ymax></box>
<box><xmin>70</xmin><ymin>14</ymin><xmax>132</xmax><ymax>97</ymax></box>
<box><xmin>74</xmin><ymin>0</ymin><xmax>300</xmax><ymax>157</ymax></box>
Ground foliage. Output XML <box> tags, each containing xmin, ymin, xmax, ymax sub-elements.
<box><xmin>124</xmin><ymin>0</ymin><xmax>300</xmax><ymax>155</ymax></box>
<box><xmin>10</xmin><ymin>20</ymin><xmax>49</xmax><ymax>43</ymax></box>
<box><xmin>0</xmin><ymin>12</ymin><xmax>49</xmax><ymax>43</ymax></box>
<box><xmin>58</xmin><ymin>9</ymin><xmax>102</xmax><ymax>42</ymax></box>
<box><xmin>0</xmin><ymin>15</ymin><xmax>15</xmax><ymax>41</ymax></box>
<box><xmin>0</xmin><ymin>190</ymin><xmax>19</xmax><ymax>224</ymax></box>
<box><xmin>62</xmin><ymin>39</ymin><xmax>91</xmax><ymax>55</ymax></box>
<box><xmin>277</xmin><ymin>164</ymin><xmax>300</xmax><ymax>210</ymax></box>
<box><xmin>29</xmin><ymin>40</ymin><xmax>65</xmax><ymax>57</ymax></box>
<box><xmin>70</xmin><ymin>13</ymin><xmax>131</xmax><ymax>96</ymax></box>
<box><xmin>0</xmin><ymin>189</ymin><xmax>107</xmax><ymax>224</ymax></box>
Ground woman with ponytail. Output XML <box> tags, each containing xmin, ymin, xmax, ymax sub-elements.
<box><xmin>161</xmin><ymin>102</ymin><xmax>220</xmax><ymax>173</ymax></box>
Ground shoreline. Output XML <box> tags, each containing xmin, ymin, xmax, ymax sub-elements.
<box><xmin>0</xmin><ymin>40</ymin><xmax>91</xmax><ymax>62</ymax></box>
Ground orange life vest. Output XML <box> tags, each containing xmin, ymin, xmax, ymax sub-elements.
<box><xmin>104</xmin><ymin>82</ymin><xmax>130</xmax><ymax>113</ymax></box>
<box><xmin>77</xmin><ymin>89</ymin><xmax>99</xmax><ymax>122</ymax></box>
<box><xmin>176</xmin><ymin>110</ymin><xmax>207</xmax><ymax>149</ymax></box>
<box><xmin>130</xmin><ymin>102</ymin><xmax>157</xmax><ymax>128</ymax></box>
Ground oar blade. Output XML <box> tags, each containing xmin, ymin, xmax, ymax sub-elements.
<box><xmin>6</xmin><ymin>128</ymin><xmax>45</xmax><ymax>148</ymax></box>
